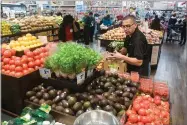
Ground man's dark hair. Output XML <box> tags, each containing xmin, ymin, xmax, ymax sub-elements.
<box><xmin>123</xmin><ymin>15</ymin><xmax>136</xmax><ymax>23</ymax></box>
<box><xmin>89</xmin><ymin>12</ymin><xmax>93</xmax><ymax>15</ymax></box>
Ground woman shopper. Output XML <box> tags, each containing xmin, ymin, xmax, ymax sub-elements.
<box><xmin>58</xmin><ymin>15</ymin><xmax>80</xmax><ymax>42</ymax></box>
<box><xmin>150</xmin><ymin>15</ymin><xmax>161</xmax><ymax>31</ymax></box>
<box><xmin>82</xmin><ymin>12</ymin><xmax>91</xmax><ymax>45</ymax></box>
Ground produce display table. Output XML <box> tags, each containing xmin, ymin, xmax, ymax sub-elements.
<box><xmin>2</xmin><ymin>70</ymin><xmax>41</xmax><ymax>115</ymax></box>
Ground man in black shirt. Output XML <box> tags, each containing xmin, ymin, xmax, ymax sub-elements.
<box><xmin>109</xmin><ymin>15</ymin><xmax>150</xmax><ymax>76</ymax></box>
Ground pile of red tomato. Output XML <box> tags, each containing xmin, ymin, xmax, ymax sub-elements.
<box><xmin>1</xmin><ymin>46</ymin><xmax>49</xmax><ymax>78</ymax></box>
<box><xmin>125</xmin><ymin>95</ymin><xmax>170</xmax><ymax>125</ymax></box>
<box><xmin>154</xmin><ymin>82</ymin><xmax>169</xmax><ymax>99</ymax></box>
<box><xmin>140</xmin><ymin>78</ymin><xmax>153</xmax><ymax>94</ymax></box>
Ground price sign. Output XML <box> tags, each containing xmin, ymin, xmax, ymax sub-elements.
<box><xmin>39</xmin><ymin>68</ymin><xmax>51</xmax><ymax>79</ymax></box>
<box><xmin>76</xmin><ymin>71</ymin><xmax>85</xmax><ymax>85</ymax></box>
<box><xmin>38</xmin><ymin>36</ymin><xmax>48</xmax><ymax>44</ymax></box>
<box><xmin>87</xmin><ymin>69</ymin><xmax>93</xmax><ymax>77</ymax></box>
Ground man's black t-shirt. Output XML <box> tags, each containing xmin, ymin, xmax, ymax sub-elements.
<box><xmin>124</xmin><ymin>27</ymin><xmax>150</xmax><ymax>76</ymax></box>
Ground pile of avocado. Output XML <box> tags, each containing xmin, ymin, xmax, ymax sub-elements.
<box><xmin>26</xmin><ymin>74</ymin><xmax>139</xmax><ymax>118</ymax></box>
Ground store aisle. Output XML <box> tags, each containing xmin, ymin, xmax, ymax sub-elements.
<box><xmin>153</xmin><ymin>43</ymin><xmax>187</xmax><ymax>125</ymax></box>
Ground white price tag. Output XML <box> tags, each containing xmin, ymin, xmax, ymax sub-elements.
<box><xmin>39</xmin><ymin>68</ymin><xmax>51</xmax><ymax>79</ymax></box>
<box><xmin>76</xmin><ymin>71</ymin><xmax>85</xmax><ymax>85</ymax></box>
<box><xmin>38</xmin><ymin>36</ymin><xmax>48</xmax><ymax>44</ymax></box>
<box><xmin>87</xmin><ymin>69</ymin><xmax>93</xmax><ymax>77</ymax></box>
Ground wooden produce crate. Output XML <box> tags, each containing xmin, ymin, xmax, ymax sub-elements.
<box><xmin>2</xmin><ymin>70</ymin><xmax>41</xmax><ymax>115</ymax></box>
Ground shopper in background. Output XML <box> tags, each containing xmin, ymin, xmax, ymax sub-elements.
<box><xmin>56</xmin><ymin>12</ymin><xmax>62</xmax><ymax>17</ymax></box>
<box><xmin>142</xmin><ymin>18</ymin><xmax>149</xmax><ymax>31</ymax></box>
<box><xmin>109</xmin><ymin>15</ymin><xmax>150</xmax><ymax>76</ymax></box>
<box><xmin>89</xmin><ymin>12</ymin><xmax>95</xmax><ymax>43</ymax></box>
<box><xmin>102</xmin><ymin>15</ymin><xmax>113</xmax><ymax>27</ymax></box>
<box><xmin>58</xmin><ymin>15</ymin><xmax>80</xmax><ymax>42</ymax></box>
<box><xmin>166</xmin><ymin>13</ymin><xmax>177</xmax><ymax>41</ymax></box>
<box><xmin>179</xmin><ymin>15</ymin><xmax>187</xmax><ymax>46</ymax></box>
<box><xmin>150</xmin><ymin>15</ymin><xmax>161</xmax><ymax>31</ymax></box>
<box><xmin>82</xmin><ymin>12</ymin><xmax>91</xmax><ymax>45</ymax></box>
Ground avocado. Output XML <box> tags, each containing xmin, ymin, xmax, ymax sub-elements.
<box><xmin>118</xmin><ymin>97</ymin><xmax>125</xmax><ymax>105</ymax></box>
<box><xmin>86</xmin><ymin>107</ymin><xmax>93</xmax><ymax>112</ymax></box>
<box><xmin>57</xmin><ymin>90</ymin><xmax>62</xmax><ymax>95</ymax></box>
<box><xmin>43</xmin><ymin>93</ymin><xmax>50</xmax><ymax>100</ymax></box>
<box><xmin>68</xmin><ymin>97</ymin><xmax>77</xmax><ymax>106</ymax></box>
<box><xmin>79</xmin><ymin>93</ymin><xmax>88</xmax><ymax>100</ymax></box>
<box><xmin>48</xmin><ymin>90</ymin><xmax>57</xmax><ymax>98</ymax></box>
<box><xmin>56</xmin><ymin>106</ymin><xmax>64</xmax><ymax>112</ymax></box>
<box><xmin>76</xmin><ymin>110</ymin><xmax>84</xmax><ymax>117</ymax></box>
<box><xmin>33</xmin><ymin>87</ymin><xmax>40</xmax><ymax>92</ymax></box>
<box><xmin>116</xmin><ymin>82</ymin><xmax>121</xmax><ymax>87</ymax></box>
<box><xmin>30</xmin><ymin>96</ymin><xmax>36</xmax><ymax>101</ymax></box>
<box><xmin>121</xmin><ymin>105</ymin><xmax>126</xmax><ymax>110</ymax></box>
<box><xmin>95</xmin><ymin>105</ymin><xmax>102</xmax><ymax>110</ymax></box>
<box><xmin>103</xmin><ymin>92</ymin><xmax>110</xmax><ymax>98</ymax></box>
<box><xmin>36</xmin><ymin>92</ymin><xmax>43</xmax><ymax>99</ymax></box>
<box><xmin>64</xmin><ymin>108</ymin><xmax>74</xmax><ymax>115</ymax></box>
<box><xmin>63</xmin><ymin>88</ymin><xmax>69</xmax><ymax>94</ymax></box>
<box><xmin>39</xmin><ymin>99</ymin><xmax>45</xmax><ymax>105</ymax></box>
<box><xmin>108</xmin><ymin>95</ymin><xmax>117</xmax><ymax>102</ymax></box>
<box><xmin>60</xmin><ymin>92</ymin><xmax>67</xmax><ymax>99</ymax></box>
<box><xmin>90</xmin><ymin>90</ymin><xmax>96</xmax><ymax>94</ymax></box>
<box><xmin>95</xmin><ymin>89</ymin><xmax>104</xmax><ymax>94</ymax></box>
<box><xmin>130</xmin><ymin>87</ymin><xmax>137</xmax><ymax>94</ymax></box>
<box><xmin>99</xmin><ymin>99</ymin><xmax>108</xmax><ymax>107</ymax></box>
<box><xmin>26</xmin><ymin>91</ymin><xmax>36</xmax><ymax>98</ymax></box>
<box><xmin>128</xmin><ymin>93</ymin><xmax>134</xmax><ymax>99</ymax></box>
<box><xmin>131</xmin><ymin>82</ymin><xmax>139</xmax><ymax>88</ymax></box>
<box><xmin>100</xmin><ymin>77</ymin><xmax>107</xmax><ymax>82</ymax></box>
<box><xmin>117</xmin><ymin>78</ymin><xmax>125</xmax><ymax>83</ymax></box>
<box><xmin>122</xmin><ymin>92</ymin><xmax>130</xmax><ymax>97</ymax></box>
<box><xmin>122</xmin><ymin>85</ymin><xmax>128</xmax><ymax>89</ymax></box>
<box><xmin>73</xmin><ymin>102</ymin><xmax>82</xmax><ymax>111</ymax></box>
<box><xmin>114</xmin><ymin>103</ymin><xmax>122</xmax><ymax>111</ymax></box>
<box><xmin>115</xmin><ymin>90</ymin><xmax>123</xmax><ymax>96</ymax></box>
<box><xmin>107</xmin><ymin>100</ymin><xmax>114</xmax><ymax>106</ymax></box>
<box><xmin>124</xmin><ymin>87</ymin><xmax>131</xmax><ymax>92</ymax></box>
<box><xmin>75</xmin><ymin>93</ymin><xmax>81</xmax><ymax>98</ymax></box>
<box><xmin>90</xmin><ymin>98</ymin><xmax>99</xmax><ymax>106</ymax></box>
<box><xmin>88</xmin><ymin>95</ymin><xmax>94</xmax><ymax>101</ymax></box>
<box><xmin>104</xmin><ymin>82</ymin><xmax>113</xmax><ymax>88</ymax></box>
<box><xmin>124</xmin><ymin>101</ymin><xmax>130</xmax><ymax>107</ymax></box>
<box><xmin>57</xmin><ymin>102</ymin><xmax>63</xmax><ymax>106</ymax></box>
<box><xmin>52</xmin><ymin>96</ymin><xmax>61</xmax><ymax>103</ymax></box>
<box><xmin>61</xmin><ymin>100</ymin><xmax>69</xmax><ymax>108</ymax></box>
<box><xmin>117</xmin><ymin>110</ymin><xmax>125</xmax><ymax>117</ymax></box>
<box><xmin>124</xmin><ymin>97</ymin><xmax>130</xmax><ymax>102</ymax></box>
<box><xmin>117</xmin><ymin>85</ymin><xmax>123</xmax><ymax>90</ymax></box>
<box><xmin>111</xmin><ymin>79</ymin><xmax>117</xmax><ymax>84</ymax></box>
<box><xmin>104</xmin><ymin>105</ymin><xmax>113</xmax><ymax>111</ymax></box>
<box><xmin>46</xmin><ymin>100</ymin><xmax>53</xmax><ymax>106</ymax></box>
<box><xmin>86</xmin><ymin>85</ymin><xmax>92</xmax><ymax>91</ymax></box>
<box><xmin>99</xmin><ymin>82</ymin><xmax>104</xmax><ymax>88</ymax></box>
<box><xmin>106</xmin><ymin>78</ymin><xmax>111</xmax><ymax>82</ymax></box>
<box><xmin>38</xmin><ymin>85</ymin><xmax>44</xmax><ymax>90</ymax></box>
<box><xmin>33</xmin><ymin>98</ymin><xmax>39</xmax><ymax>104</ymax></box>
<box><xmin>46</xmin><ymin>86</ymin><xmax>54</xmax><ymax>91</ymax></box>
<box><xmin>108</xmin><ymin>87</ymin><xmax>115</xmax><ymax>93</ymax></box>
<box><xmin>83</xmin><ymin>101</ymin><xmax>91</xmax><ymax>109</ymax></box>
<box><xmin>40</xmin><ymin>89</ymin><xmax>47</xmax><ymax>93</ymax></box>
<box><xmin>124</xmin><ymin>80</ymin><xmax>131</xmax><ymax>86</ymax></box>
<box><xmin>52</xmin><ymin>104</ymin><xmax>57</xmax><ymax>109</ymax></box>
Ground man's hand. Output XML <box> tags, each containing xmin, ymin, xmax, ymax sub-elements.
<box><xmin>108</xmin><ymin>51</ymin><xmax>124</xmax><ymax>59</ymax></box>
<box><xmin>120</xmin><ymin>47</ymin><xmax>127</xmax><ymax>55</ymax></box>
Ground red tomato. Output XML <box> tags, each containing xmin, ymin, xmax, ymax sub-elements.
<box><xmin>128</xmin><ymin>114</ymin><xmax>138</xmax><ymax>123</ymax></box>
<box><xmin>4</xmin><ymin>65</ymin><xmax>9</xmax><ymax>70</ymax></box>
<box><xmin>40</xmin><ymin>64</ymin><xmax>44</xmax><ymax>67</ymax></box>
<box><xmin>28</xmin><ymin>57</ymin><xmax>34</xmax><ymax>62</ymax></box>
<box><xmin>9</xmin><ymin>65</ymin><xmax>16</xmax><ymax>71</ymax></box>
<box><xmin>15</xmin><ymin>59</ymin><xmax>22</xmax><ymax>66</ymax></box>
<box><xmin>9</xmin><ymin>60</ymin><xmax>15</xmax><ymax>65</ymax></box>
<box><xmin>10</xmin><ymin>49</ymin><xmax>16</xmax><ymax>56</ymax></box>
<box><xmin>11</xmin><ymin>56</ymin><xmax>17</xmax><ymax>60</ymax></box>
<box><xmin>40</xmin><ymin>58</ymin><xmax>44</xmax><ymax>63</ymax></box>
<box><xmin>154</xmin><ymin>109</ymin><xmax>160</xmax><ymax>115</ymax></box>
<box><xmin>40</xmin><ymin>53</ymin><xmax>45</xmax><ymax>58</ymax></box>
<box><xmin>26</xmin><ymin>51</ymin><xmax>34</xmax><ymax>57</ymax></box>
<box><xmin>9</xmin><ymin>71</ymin><xmax>15</xmax><ymax>76</ymax></box>
<box><xmin>3</xmin><ymin>50</ymin><xmax>12</xmax><ymax>58</ymax></box>
<box><xmin>35</xmin><ymin>60</ymin><xmax>41</xmax><ymax>66</ymax></box>
<box><xmin>1</xmin><ymin>48</ymin><xmax>6</xmax><ymax>55</ymax></box>
<box><xmin>138</xmin><ymin>108</ymin><xmax>147</xmax><ymax>116</ymax></box>
<box><xmin>5</xmin><ymin>70</ymin><xmax>11</xmax><ymax>75</ymax></box>
<box><xmin>154</xmin><ymin>95</ymin><xmax>161</xmax><ymax>100</ymax></box>
<box><xmin>137</xmin><ymin>122</ymin><xmax>144</xmax><ymax>125</ymax></box>
<box><xmin>24</xmin><ymin>49</ymin><xmax>30</xmax><ymax>55</ymax></box>
<box><xmin>133</xmin><ymin>104</ymin><xmax>141</xmax><ymax>112</ymax></box>
<box><xmin>21</xmin><ymin>57</ymin><xmax>28</xmax><ymax>63</ymax></box>
<box><xmin>126</xmin><ymin>110</ymin><xmax>136</xmax><ymax>116</ymax></box>
<box><xmin>28</xmin><ymin>62</ymin><xmax>35</xmax><ymax>68</ymax></box>
<box><xmin>45</xmin><ymin>52</ymin><xmax>49</xmax><ymax>57</ymax></box>
<box><xmin>15</xmin><ymin>57</ymin><xmax>21</xmax><ymax>60</ymax></box>
<box><xmin>160</xmin><ymin>111</ymin><xmax>169</xmax><ymax>118</ymax></box>
<box><xmin>15</xmin><ymin>66</ymin><xmax>23</xmax><ymax>72</ymax></box>
<box><xmin>35</xmin><ymin>66</ymin><xmax>39</xmax><ymax>70</ymax></box>
<box><xmin>28</xmin><ymin>68</ymin><xmax>35</xmax><ymax>72</ymax></box>
<box><xmin>3</xmin><ymin>58</ymin><xmax>10</xmax><ymax>64</ymax></box>
<box><xmin>15</xmin><ymin>72</ymin><xmax>23</xmax><ymax>78</ymax></box>
<box><xmin>22</xmin><ymin>63</ymin><xmax>28</xmax><ymax>70</ymax></box>
<box><xmin>34</xmin><ymin>55</ymin><xmax>40</xmax><ymax>60</ymax></box>
<box><xmin>154</xmin><ymin>99</ymin><xmax>161</xmax><ymax>105</ymax></box>
<box><xmin>40</xmin><ymin>47</ymin><xmax>46</xmax><ymax>52</ymax></box>
<box><xmin>23</xmin><ymin>70</ymin><xmax>30</xmax><ymax>75</ymax></box>
<box><xmin>137</xmin><ymin>115</ymin><xmax>143</xmax><ymax>122</ymax></box>
<box><xmin>36</xmin><ymin>48</ymin><xmax>42</xmax><ymax>53</ymax></box>
<box><xmin>33</xmin><ymin>49</ymin><xmax>40</xmax><ymax>56</ymax></box>
<box><xmin>141</xmin><ymin>116</ymin><xmax>149</xmax><ymax>124</ymax></box>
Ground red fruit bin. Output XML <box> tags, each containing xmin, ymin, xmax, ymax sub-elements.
<box><xmin>153</xmin><ymin>80</ymin><xmax>169</xmax><ymax>101</ymax></box>
<box><xmin>1</xmin><ymin>70</ymin><xmax>41</xmax><ymax>115</ymax></box>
